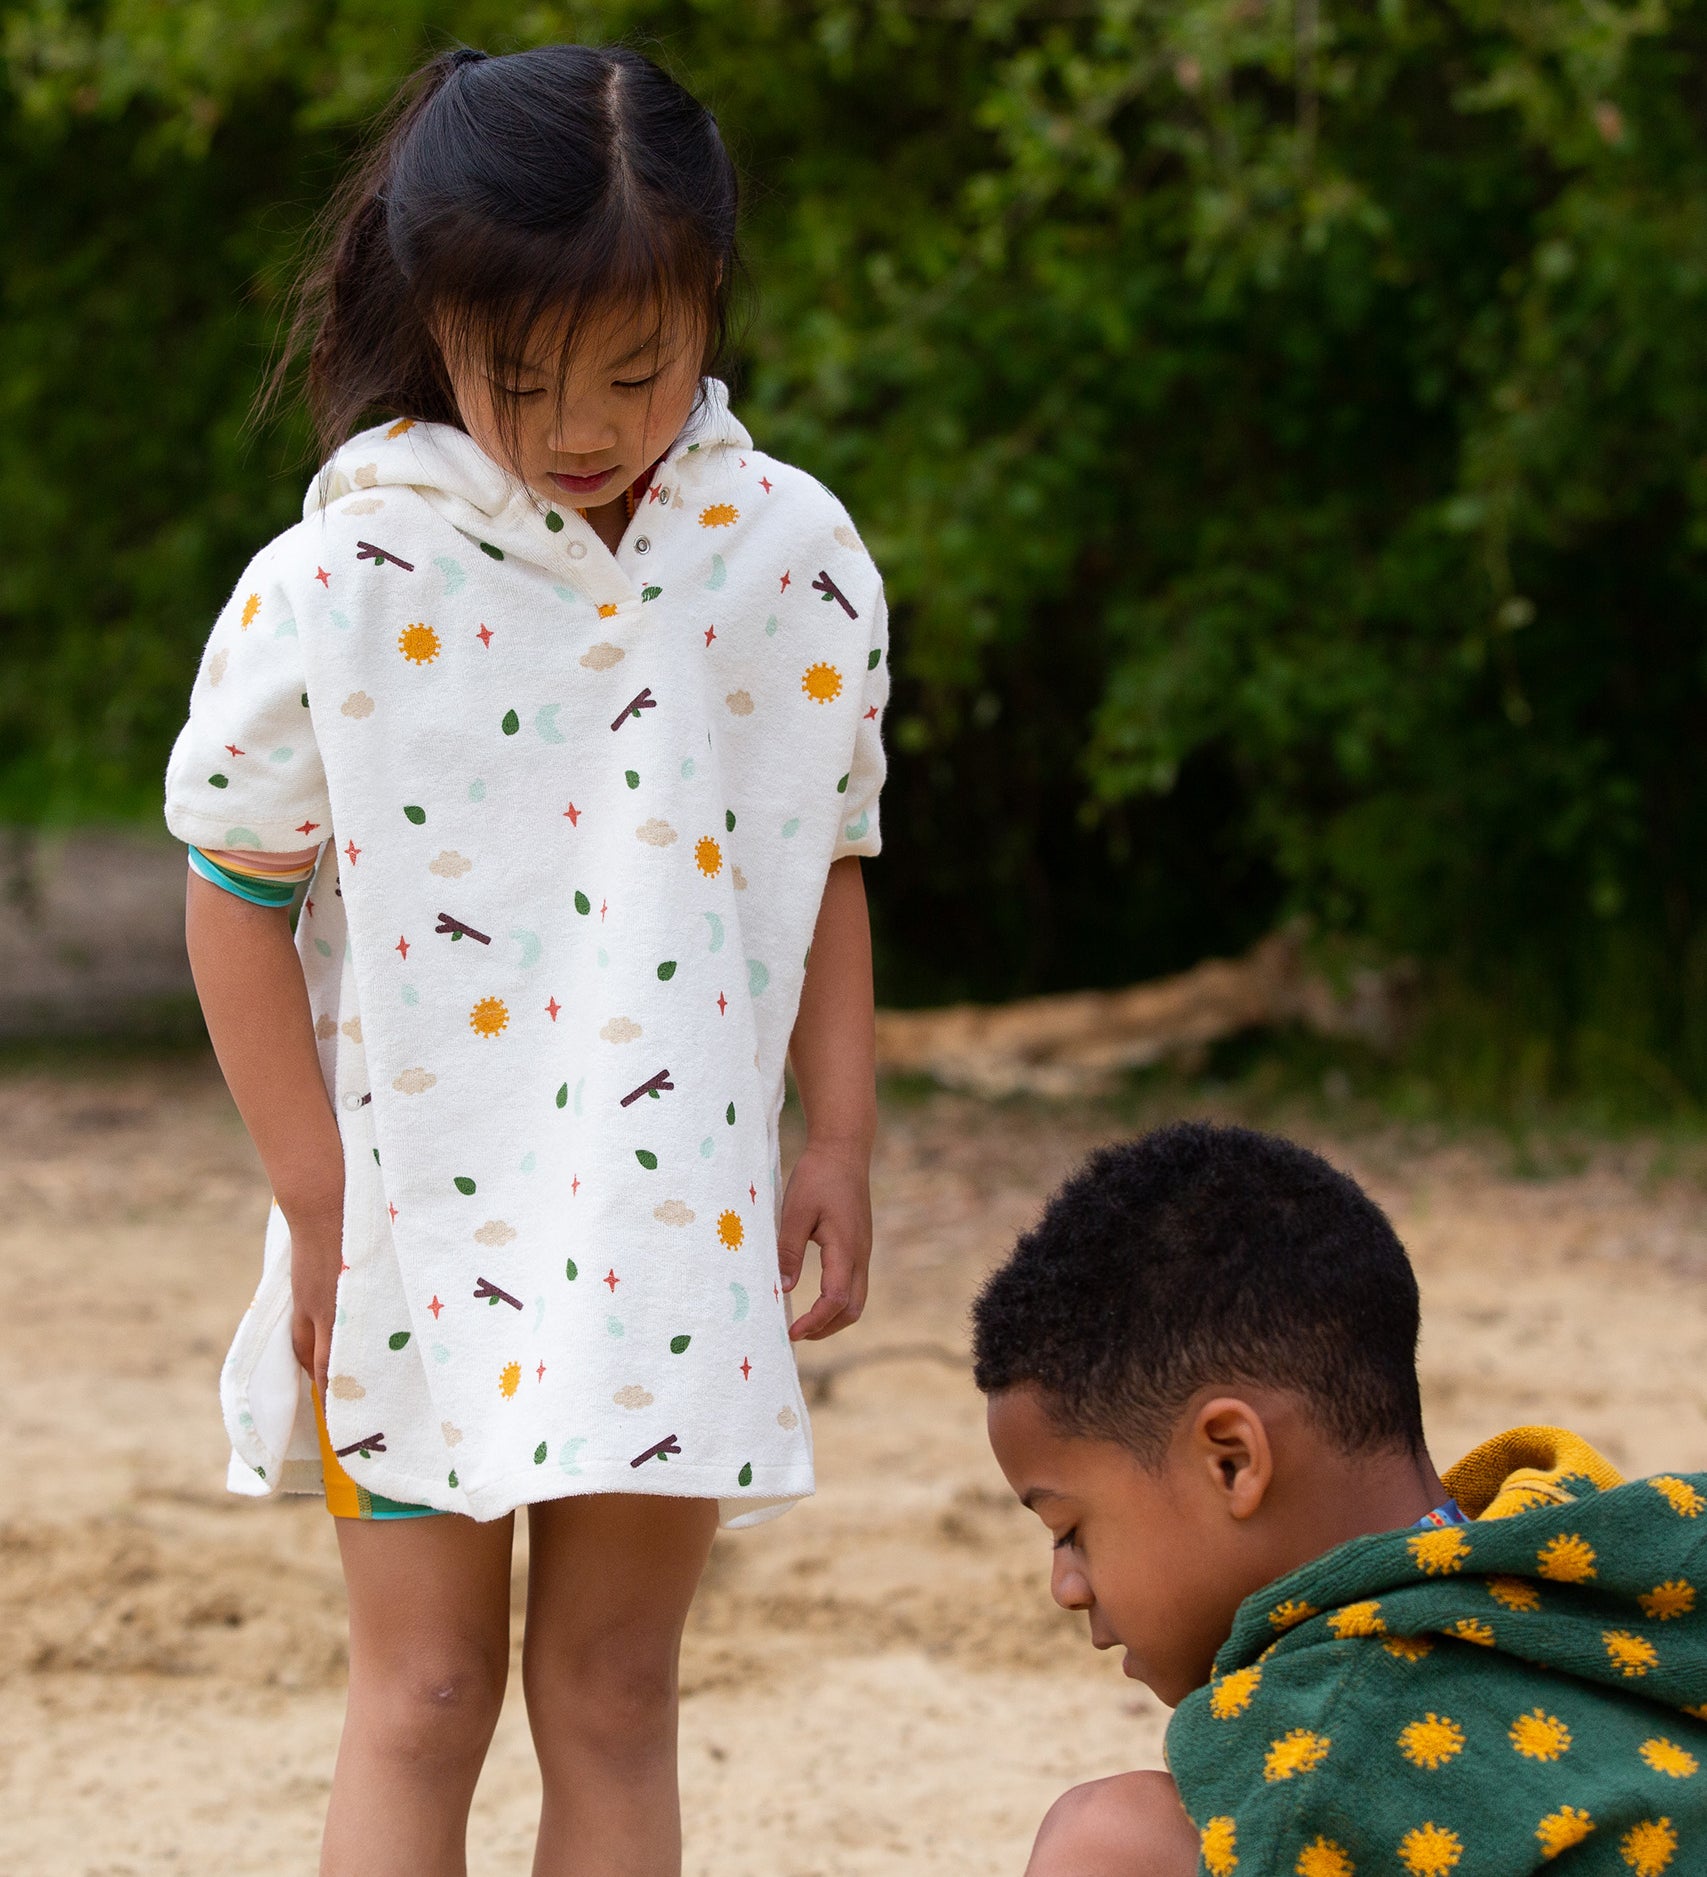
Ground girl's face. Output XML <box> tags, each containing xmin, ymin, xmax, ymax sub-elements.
<box><xmin>442</xmin><ymin>301</ymin><xmax>704</xmax><ymax>510</ymax></box>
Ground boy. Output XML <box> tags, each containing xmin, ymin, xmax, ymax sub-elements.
<box><xmin>975</xmin><ymin>1123</ymin><xmax>1707</xmax><ymax>1876</ymax></box>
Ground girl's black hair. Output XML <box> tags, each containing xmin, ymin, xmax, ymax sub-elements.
<box><xmin>264</xmin><ymin>42</ymin><xmax>740</xmax><ymax>466</ymax></box>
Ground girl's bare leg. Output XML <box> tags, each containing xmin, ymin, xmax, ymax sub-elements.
<box><xmin>1025</xmin><ymin>1771</ymin><xmax>1200</xmax><ymax>1877</ymax></box>
<box><xmin>522</xmin><ymin>1494</ymin><xmax>720</xmax><ymax>1877</ymax></box>
<box><xmin>323</xmin><ymin>1512</ymin><xmax>516</xmax><ymax>1877</ymax></box>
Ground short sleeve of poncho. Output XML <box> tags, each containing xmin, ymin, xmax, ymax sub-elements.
<box><xmin>163</xmin><ymin>539</ymin><xmax>332</xmax><ymax>853</ymax></box>
<box><xmin>832</xmin><ymin>581</ymin><xmax>889</xmax><ymax>862</ymax></box>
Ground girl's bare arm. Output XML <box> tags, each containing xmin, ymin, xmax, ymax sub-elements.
<box><xmin>185</xmin><ymin>870</ymin><xmax>345</xmax><ymax>1400</ymax></box>
<box><xmin>779</xmin><ymin>855</ymin><xmax>877</xmax><ymax>1341</ymax></box>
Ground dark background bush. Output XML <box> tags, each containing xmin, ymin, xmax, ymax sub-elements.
<box><xmin>4</xmin><ymin>0</ymin><xmax>1705</xmax><ymax>1109</ymax></box>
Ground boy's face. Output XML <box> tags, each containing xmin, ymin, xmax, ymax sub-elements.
<box><xmin>985</xmin><ymin>1384</ymin><xmax>1274</xmax><ymax>1708</ymax></box>
<box><xmin>443</xmin><ymin>300</ymin><xmax>704</xmax><ymax>512</ymax></box>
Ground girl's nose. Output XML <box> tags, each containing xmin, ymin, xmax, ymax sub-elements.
<box><xmin>545</xmin><ymin>399</ymin><xmax>619</xmax><ymax>459</ymax></box>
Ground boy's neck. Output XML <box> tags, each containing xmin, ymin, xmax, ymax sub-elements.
<box><xmin>1288</xmin><ymin>1442</ymin><xmax>1451</xmax><ymax>1559</ymax></box>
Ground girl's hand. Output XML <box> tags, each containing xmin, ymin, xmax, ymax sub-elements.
<box><xmin>287</xmin><ymin>1197</ymin><xmax>345</xmax><ymax>1406</ymax></box>
<box><xmin>778</xmin><ymin>1141</ymin><xmax>873</xmax><ymax>1341</ymax></box>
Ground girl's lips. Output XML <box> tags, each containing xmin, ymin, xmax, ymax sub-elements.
<box><xmin>548</xmin><ymin>468</ymin><xmax>618</xmax><ymax>496</ymax></box>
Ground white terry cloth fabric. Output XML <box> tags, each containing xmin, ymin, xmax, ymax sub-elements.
<box><xmin>165</xmin><ymin>381</ymin><xmax>887</xmax><ymax>1524</ymax></box>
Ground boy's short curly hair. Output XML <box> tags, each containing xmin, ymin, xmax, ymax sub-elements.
<box><xmin>971</xmin><ymin>1122</ymin><xmax>1425</xmax><ymax>1462</ymax></box>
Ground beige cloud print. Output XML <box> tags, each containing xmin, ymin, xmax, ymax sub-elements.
<box><xmin>613</xmin><ymin>1385</ymin><xmax>654</xmax><ymax>1410</ymax></box>
<box><xmin>393</xmin><ymin>1067</ymin><xmax>437</xmax><ymax>1094</ymax></box>
<box><xmin>600</xmin><ymin>1016</ymin><xmax>642</xmax><ymax>1044</ymax></box>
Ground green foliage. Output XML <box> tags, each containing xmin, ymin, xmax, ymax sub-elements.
<box><xmin>4</xmin><ymin>0</ymin><xmax>1707</xmax><ymax>1100</ymax></box>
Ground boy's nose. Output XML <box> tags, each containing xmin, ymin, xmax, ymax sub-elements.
<box><xmin>1050</xmin><ymin>1552</ymin><xmax>1092</xmax><ymax>1612</ymax></box>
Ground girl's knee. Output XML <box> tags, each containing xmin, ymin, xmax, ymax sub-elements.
<box><xmin>351</xmin><ymin>1643</ymin><xmax>508</xmax><ymax>1772</ymax></box>
<box><xmin>522</xmin><ymin>1628</ymin><xmax>679</xmax><ymax>1754</ymax></box>
<box><xmin>1027</xmin><ymin>1772</ymin><xmax>1197</xmax><ymax>1877</ymax></box>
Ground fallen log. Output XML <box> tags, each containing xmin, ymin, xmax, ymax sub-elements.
<box><xmin>873</xmin><ymin>928</ymin><xmax>1409</xmax><ymax>1098</ymax></box>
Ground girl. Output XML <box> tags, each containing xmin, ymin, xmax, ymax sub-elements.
<box><xmin>165</xmin><ymin>43</ymin><xmax>886</xmax><ymax>1876</ymax></box>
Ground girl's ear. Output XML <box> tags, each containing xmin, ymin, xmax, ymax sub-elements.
<box><xmin>1190</xmin><ymin>1396</ymin><xmax>1274</xmax><ymax>1521</ymax></box>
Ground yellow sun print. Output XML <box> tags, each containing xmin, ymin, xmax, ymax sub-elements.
<box><xmin>1450</xmin><ymin>1617</ymin><xmax>1496</xmax><ymax>1647</ymax></box>
<box><xmin>240</xmin><ymin>592</ymin><xmax>261</xmax><ymax>629</ymax></box>
<box><xmin>1509</xmin><ymin>1708</ymin><xmax>1572</xmax><ymax>1761</ymax></box>
<box><xmin>1639</xmin><ymin>1737</ymin><xmax>1699</xmax><ymax>1779</ymax></box>
<box><xmin>1640</xmin><ymin>1579</ymin><xmax>1696</xmax><ymax>1621</ymax></box>
<box><xmin>398</xmin><ymin>622</ymin><xmax>442</xmax><ymax>664</ymax></box>
<box><xmin>1619</xmin><ymin>1818</ymin><xmax>1677</xmax><ymax>1877</ymax></box>
<box><xmin>1537</xmin><ymin>1533</ymin><xmax>1597</xmax><ymax>1583</ymax></box>
<box><xmin>801</xmin><ymin>662</ymin><xmax>843</xmax><ymax>704</ymax></box>
<box><xmin>386</xmin><ymin>417</ymin><xmax>417</xmax><ymax>437</ymax></box>
<box><xmin>1269</xmin><ymin>1598</ymin><xmax>1318</xmax><ymax>1631</ymax></box>
<box><xmin>717</xmin><ymin>1210</ymin><xmax>745</xmax><ymax>1250</ymax></box>
<box><xmin>695</xmin><ymin>836</ymin><xmax>723</xmax><ymax>878</ymax></box>
<box><xmin>1329</xmin><ymin>1600</ymin><xmax>1386</xmax><ymax>1638</ymax></box>
<box><xmin>1384</xmin><ymin>1636</ymin><xmax>1434</xmax><ymax>1662</ymax></box>
<box><xmin>1604</xmin><ymin>1629</ymin><xmax>1659</xmax><ymax>1677</ymax></box>
<box><xmin>1398</xmin><ymin>1713</ymin><xmax>1465</xmax><ymax>1771</ymax></box>
<box><xmin>598</xmin><ymin>602</ymin><xmax>619</xmax><ymax>618</ymax></box>
<box><xmin>1209</xmin><ymin>1665</ymin><xmax>1262</xmax><ymax>1718</ymax></box>
<box><xmin>1535</xmin><ymin>1806</ymin><xmax>1594</xmax><ymax>1859</ymax></box>
<box><xmin>1296</xmin><ymin>1840</ymin><xmax>1355</xmax><ymax>1877</ymax></box>
<box><xmin>1408</xmin><ymin>1527</ymin><xmax>1471</xmax><ymax>1575</ymax></box>
<box><xmin>1487</xmin><ymin>1576</ymin><xmax>1542</xmax><ymax>1612</ymax></box>
<box><xmin>498</xmin><ymin>1361</ymin><xmax>521</xmax><ymax>1399</ymax></box>
<box><xmin>698</xmin><ymin>502</ymin><xmax>739</xmax><ymax>528</ymax></box>
<box><xmin>469</xmin><ymin>996</ymin><xmax>510</xmax><ymax>1038</ymax></box>
<box><xmin>1200</xmin><ymin>1817</ymin><xmax>1237</xmax><ymax>1877</ymax></box>
<box><xmin>1264</xmin><ymin>1729</ymin><xmax>1330</xmax><ymax>1781</ymax></box>
<box><xmin>1398</xmin><ymin>1823</ymin><xmax>1463</xmax><ymax>1877</ymax></box>
<box><xmin>1650</xmin><ymin>1475</ymin><xmax>1705</xmax><ymax>1518</ymax></box>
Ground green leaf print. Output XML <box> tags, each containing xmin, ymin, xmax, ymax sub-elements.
<box><xmin>555</xmin><ymin>1083</ymin><xmax>569</xmax><ymax>1108</ymax></box>
<box><xmin>448</xmin><ymin>1470</ymin><xmax>458</xmax><ymax>1489</ymax></box>
<box><xmin>670</xmin><ymin>1334</ymin><xmax>692</xmax><ymax>1354</ymax></box>
<box><xmin>301</xmin><ymin>693</ymin><xmax>309</xmax><ymax>708</ymax></box>
<box><xmin>533</xmin><ymin>1441</ymin><xmax>548</xmax><ymax>1464</ymax></box>
<box><xmin>657</xmin><ymin>961</ymin><xmax>677</xmax><ymax>981</ymax></box>
<box><xmin>738</xmin><ymin>1462</ymin><xmax>753</xmax><ymax>1488</ymax></box>
<box><xmin>388</xmin><ymin>1331</ymin><xmax>411</xmax><ymax>1351</ymax></box>
<box><xmin>574</xmin><ymin>891</ymin><xmax>591</xmax><ymax>915</ymax></box>
<box><xmin>625</xmin><ymin>769</ymin><xmax>640</xmax><ymax>789</ymax></box>
<box><xmin>501</xmin><ymin>709</ymin><xmax>520</xmax><ymax>736</ymax></box>
<box><xmin>565</xmin><ymin>1257</ymin><xmax>578</xmax><ymax>1281</ymax></box>
<box><xmin>642</xmin><ymin>585</ymin><xmax>662</xmax><ymax>602</ymax></box>
<box><xmin>208</xmin><ymin>773</ymin><xmax>228</xmax><ymax>788</ymax></box>
<box><xmin>404</xmin><ymin>804</ymin><xmax>426</xmax><ymax>824</ymax></box>
<box><xmin>868</xmin><ymin>647</ymin><xmax>882</xmax><ymax>669</ymax></box>
<box><xmin>480</xmin><ymin>541</ymin><xmax>505</xmax><ymax>560</ymax></box>
<box><xmin>836</xmin><ymin>774</ymin><xmax>849</xmax><ymax>794</ymax></box>
<box><xmin>453</xmin><ymin>1176</ymin><xmax>476</xmax><ymax>1195</ymax></box>
<box><xmin>545</xmin><ymin>511</ymin><xmax>564</xmax><ymax>533</ymax></box>
<box><xmin>726</xmin><ymin>1102</ymin><xmax>736</xmax><ymax>1125</ymax></box>
<box><xmin>635</xmin><ymin>1150</ymin><xmax>658</xmax><ymax>1170</ymax></box>
<box><xmin>725</xmin><ymin>809</ymin><xmax>736</xmax><ymax>832</ymax></box>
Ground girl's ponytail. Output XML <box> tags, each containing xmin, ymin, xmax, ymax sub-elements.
<box><xmin>257</xmin><ymin>42</ymin><xmax>740</xmax><ymax>470</ymax></box>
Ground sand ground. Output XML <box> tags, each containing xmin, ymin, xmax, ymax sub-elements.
<box><xmin>3</xmin><ymin>1060</ymin><xmax>1706</xmax><ymax>1874</ymax></box>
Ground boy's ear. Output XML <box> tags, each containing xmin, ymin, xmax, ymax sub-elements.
<box><xmin>1188</xmin><ymin>1396</ymin><xmax>1274</xmax><ymax>1521</ymax></box>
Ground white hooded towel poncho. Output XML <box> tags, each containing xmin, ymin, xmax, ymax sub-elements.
<box><xmin>164</xmin><ymin>383</ymin><xmax>887</xmax><ymax>1524</ymax></box>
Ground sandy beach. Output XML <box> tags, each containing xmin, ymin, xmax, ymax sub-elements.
<box><xmin>3</xmin><ymin>1059</ymin><xmax>1706</xmax><ymax>1874</ymax></box>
